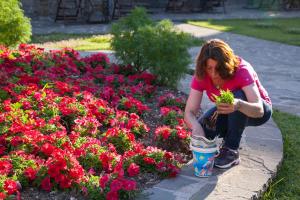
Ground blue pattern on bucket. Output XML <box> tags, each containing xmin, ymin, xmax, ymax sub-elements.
<box><xmin>191</xmin><ymin>145</ymin><xmax>217</xmax><ymax>177</ymax></box>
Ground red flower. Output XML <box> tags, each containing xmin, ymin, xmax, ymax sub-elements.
<box><xmin>69</xmin><ymin>167</ymin><xmax>84</xmax><ymax>179</ymax></box>
<box><xmin>160</xmin><ymin>107</ymin><xmax>172</xmax><ymax>116</ymax></box>
<box><xmin>4</xmin><ymin>180</ymin><xmax>18</xmax><ymax>195</ymax></box>
<box><xmin>127</xmin><ymin>132</ymin><xmax>135</xmax><ymax>142</ymax></box>
<box><xmin>143</xmin><ymin>157</ymin><xmax>156</xmax><ymax>165</ymax></box>
<box><xmin>164</xmin><ymin>152</ymin><xmax>174</xmax><ymax>160</ymax></box>
<box><xmin>176</xmin><ymin>126</ymin><xmax>189</xmax><ymax>139</ymax></box>
<box><xmin>155</xmin><ymin>126</ymin><xmax>171</xmax><ymax>140</ymax></box>
<box><xmin>156</xmin><ymin>161</ymin><xmax>167</xmax><ymax>172</ymax></box>
<box><xmin>41</xmin><ymin>143</ymin><xmax>55</xmax><ymax>156</ymax></box>
<box><xmin>110</xmin><ymin>179</ymin><xmax>123</xmax><ymax>192</ymax></box>
<box><xmin>40</xmin><ymin>176</ymin><xmax>52</xmax><ymax>192</ymax></box>
<box><xmin>167</xmin><ymin>163</ymin><xmax>180</xmax><ymax>177</ymax></box>
<box><xmin>24</xmin><ymin>167</ymin><xmax>37</xmax><ymax>181</ymax></box>
<box><xmin>122</xmin><ymin>179</ymin><xmax>137</xmax><ymax>191</ymax></box>
<box><xmin>0</xmin><ymin>145</ymin><xmax>5</xmax><ymax>155</ymax></box>
<box><xmin>127</xmin><ymin>163</ymin><xmax>140</xmax><ymax>177</ymax></box>
<box><xmin>0</xmin><ymin>192</ymin><xmax>6</xmax><ymax>199</ymax></box>
<box><xmin>33</xmin><ymin>92</ymin><xmax>42</xmax><ymax>101</ymax></box>
<box><xmin>11</xmin><ymin>136</ymin><xmax>23</xmax><ymax>147</ymax></box>
<box><xmin>99</xmin><ymin>152</ymin><xmax>112</xmax><ymax>171</ymax></box>
<box><xmin>124</xmin><ymin>100</ymin><xmax>132</xmax><ymax>109</ymax></box>
<box><xmin>113</xmin><ymin>161</ymin><xmax>124</xmax><ymax>178</ymax></box>
<box><xmin>106</xmin><ymin>191</ymin><xmax>118</xmax><ymax>200</ymax></box>
<box><xmin>129</xmin><ymin>113</ymin><xmax>139</xmax><ymax>120</ymax></box>
<box><xmin>59</xmin><ymin>175</ymin><xmax>72</xmax><ymax>189</ymax></box>
<box><xmin>0</xmin><ymin>160</ymin><xmax>12</xmax><ymax>175</ymax></box>
<box><xmin>22</xmin><ymin>101</ymin><xmax>32</xmax><ymax>109</ymax></box>
<box><xmin>99</xmin><ymin>174</ymin><xmax>110</xmax><ymax>189</ymax></box>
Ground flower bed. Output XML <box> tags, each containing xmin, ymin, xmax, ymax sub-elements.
<box><xmin>0</xmin><ymin>44</ymin><xmax>191</xmax><ymax>200</ymax></box>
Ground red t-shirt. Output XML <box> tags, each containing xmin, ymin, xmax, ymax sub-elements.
<box><xmin>190</xmin><ymin>58</ymin><xmax>272</xmax><ymax>105</ymax></box>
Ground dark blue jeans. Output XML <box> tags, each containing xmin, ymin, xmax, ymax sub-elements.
<box><xmin>199</xmin><ymin>90</ymin><xmax>272</xmax><ymax>150</ymax></box>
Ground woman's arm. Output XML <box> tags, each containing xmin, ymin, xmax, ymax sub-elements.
<box><xmin>217</xmin><ymin>83</ymin><xmax>264</xmax><ymax>118</ymax></box>
<box><xmin>238</xmin><ymin>83</ymin><xmax>264</xmax><ymax>118</ymax></box>
<box><xmin>184</xmin><ymin>89</ymin><xmax>205</xmax><ymax>137</ymax></box>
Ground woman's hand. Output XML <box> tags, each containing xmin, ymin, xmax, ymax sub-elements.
<box><xmin>216</xmin><ymin>99</ymin><xmax>240</xmax><ymax>114</ymax></box>
<box><xmin>192</xmin><ymin>122</ymin><xmax>205</xmax><ymax>137</ymax></box>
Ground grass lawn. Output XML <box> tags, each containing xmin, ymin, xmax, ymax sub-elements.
<box><xmin>30</xmin><ymin>32</ymin><xmax>203</xmax><ymax>51</ymax></box>
<box><xmin>262</xmin><ymin>110</ymin><xmax>300</xmax><ymax>199</ymax></box>
<box><xmin>30</xmin><ymin>33</ymin><xmax>113</xmax><ymax>51</ymax></box>
<box><xmin>187</xmin><ymin>18</ymin><xmax>300</xmax><ymax>46</ymax></box>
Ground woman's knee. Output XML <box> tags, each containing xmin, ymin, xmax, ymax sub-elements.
<box><xmin>247</xmin><ymin>101</ymin><xmax>272</xmax><ymax>126</ymax></box>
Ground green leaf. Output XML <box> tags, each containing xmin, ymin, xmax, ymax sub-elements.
<box><xmin>215</xmin><ymin>89</ymin><xmax>234</xmax><ymax>105</ymax></box>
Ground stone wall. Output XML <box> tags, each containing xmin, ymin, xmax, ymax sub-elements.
<box><xmin>21</xmin><ymin>0</ymin><xmax>170</xmax><ymax>19</ymax></box>
<box><xmin>21</xmin><ymin>0</ymin><xmax>58</xmax><ymax>18</ymax></box>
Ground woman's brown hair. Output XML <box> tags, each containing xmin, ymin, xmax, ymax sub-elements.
<box><xmin>195</xmin><ymin>39</ymin><xmax>240</xmax><ymax>80</ymax></box>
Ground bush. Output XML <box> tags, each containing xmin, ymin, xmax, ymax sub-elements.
<box><xmin>111</xmin><ymin>7</ymin><xmax>191</xmax><ymax>88</ymax></box>
<box><xmin>111</xmin><ymin>7</ymin><xmax>154</xmax><ymax>71</ymax></box>
<box><xmin>0</xmin><ymin>0</ymin><xmax>32</xmax><ymax>47</ymax></box>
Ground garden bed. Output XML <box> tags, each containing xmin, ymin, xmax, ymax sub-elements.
<box><xmin>0</xmin><ymin>45</ymin><xmax>192</xmax><ymax>200</ymax></box>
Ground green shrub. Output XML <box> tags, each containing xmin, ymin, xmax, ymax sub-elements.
<box><xmin>111</xmin><ymin>7</ymin><xmax>191</xmax><ymax>88</ymax></box>
<box><xmin>0</xmin><ymin>0</ymin><xmax>32</xmax><ymax>47</ymax></box>
<box><xmin>111</xmin><ymin>7</ymin><xmax>154</xmax><ymax>71</ymax></box>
